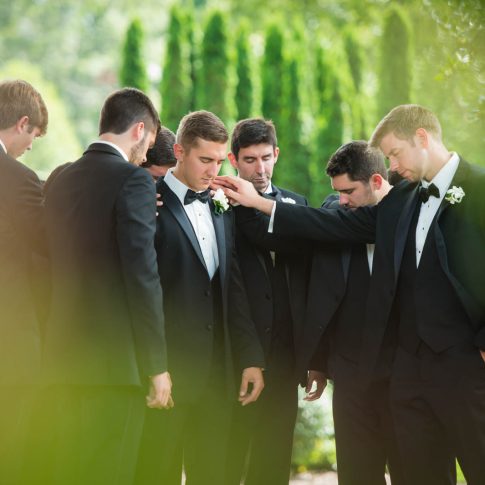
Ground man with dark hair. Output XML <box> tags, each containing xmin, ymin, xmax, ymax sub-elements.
<box><xmin>302</xmin><ymin>141</ymin><xmax>403</xmax><ymax>485</ymax></box>
<box><xmin>136</xmin><ymin>110</ymin><xmax>265</xmax><ymax>485</ymax></box>
<box><xmin>219</xmin><ymin>103</ymin><xmax>485</xmax><ymax>484</ymax></box>
<box><xmin>0</xmin><ymin>79</ymin><xmax>48</xmax><ymax>484</ymax></box>
<box><xmin>141</xmin><ymin>126</ymin><xmax>177</xmax><ymax>179</ymax></box>
<box><xmin>35</xmin><ymin>87</ymin><xmax>169</xmax><ymax>485</ymax></box>
<box><xmin>223</xmin><ymin>117</ymin><xmax>310</xmax><ymax>485</ymax></box>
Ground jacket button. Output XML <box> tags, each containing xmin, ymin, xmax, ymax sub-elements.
<box><xmin>207</xmin><ymin>324</ymin><xmax>213</xmax><ymax>331</ymax></box>
<box><xmin>265</xmin><ymin>294</ymin><xmax>271</xmax><ymax>300</ymax></box>
<box><xmin>265</xmin><ymin>327</ymin><xmax>271</xmax><ymax>333</ymax></box>
<box><xmin>205</xmin><ymin>289</ymin><xmax>210</xmax><ymax>297</ymax></box>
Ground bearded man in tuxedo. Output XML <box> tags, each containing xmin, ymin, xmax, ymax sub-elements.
<box><xmin>224</xmin><ymin>118</ymin><xmax>310</xmax><ymax>485</ymax></box>
<box><xmin>135</xmin><ymin>110</ymin><xmax>265</xmax><ymax>485</ymax></box>
<box><xmin>217</xmin><ymin>104</ymin><xmax>485</xmax><ymax>485</ymax></box>
<box><xmin>0</xmin><ymin>79</ymin><xmax>48</xmax><ymax>484</ymax></box>
<box><xmin>34</xmin><ymin>88</ymin><xmax>169</xmax><ymax>485</ymax></box>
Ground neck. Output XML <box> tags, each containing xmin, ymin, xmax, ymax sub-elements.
<box><xmin>0</xmin><ymin>130</ymin><xmax>14</xmax><ymax>153</ymax></box>
<box><xmin>99</xmin><ymin>133</ymin><xmax>130</xmax><ymax>156</ymax></box>
<box><xmin>375</xmin><ymin>180</ymin><xmax>392</xmax><ymax>203</ymax></box>
<box><xmin>424</xmin><ymin>144</ymin><xmax>451</xmax><ymax>181</ymax></box>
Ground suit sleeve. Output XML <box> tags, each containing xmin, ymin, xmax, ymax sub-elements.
<box><xmin>116</xmin><ymin>169</ymin><xmax>167</xmax><ymax>378</ymax></box>
<box><xmin>227</xmin><ymin>215</ymin><xmax>266</xmax><ymax>370</ymax></box>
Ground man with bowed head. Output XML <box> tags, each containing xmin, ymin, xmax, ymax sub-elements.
<box><xmin>136</xmin><ymin>110</ymin><xmax>265</xmax><ymax>485</ymax></box>
<box><xmin>0</xmin><ymin>79</ymin><xmax>48</xmax><ymax>484</ymax></box>
<box><xmin>218</xmin><ymin>104</ymin><xmax>485</xmax><ymax>485</ymax></box>
<box><xmin>35</xmin><ymin>88</ymin><xmax>169</xmax><ymax>484</ymax></box>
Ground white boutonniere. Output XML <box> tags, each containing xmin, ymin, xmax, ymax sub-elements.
<box><xmin>212</xmin><ymin>188</ymin><xmax>230</xmax><ymax>215</ymax></box>
<box><xmin>445</xmin><ymin>186</ymin><xmax>465</xmax><ymax>205</ymax></box>
<box><xmin>281</xmin><ymin>197</ymin><xmax>296</xmax><ymax>204</ymax></box>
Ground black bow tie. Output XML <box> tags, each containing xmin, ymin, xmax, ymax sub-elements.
<box><xmin>419</xmin><ymin>183</ymin><xmax>440</xmax><ymax>203</ymax></box>
<box><xmin>184</xmin><ymin>189</ymin><xmax>210</xmax><ymax>205</ymax></box>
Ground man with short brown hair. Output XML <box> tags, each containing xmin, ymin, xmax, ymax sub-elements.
<box><xmin>0</xmin><ymin>79</ymin><xmax>48</xmax><ymax>483</ymax></box>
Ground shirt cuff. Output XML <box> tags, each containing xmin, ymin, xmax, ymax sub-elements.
<box><xmin>268</xmin><ymin>201</ymin><xmax>276</xmax><ymax>233</ymax></box>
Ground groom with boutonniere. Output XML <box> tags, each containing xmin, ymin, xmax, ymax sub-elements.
<box><xmin>217</xmin><ymin>104</ymin><xmax>485</xmax><ymax>485</ymax></box>
<box><xmin>135</xmin><ymin>110</ymin><xmax>265</xmax><ymax>485</ymax></box>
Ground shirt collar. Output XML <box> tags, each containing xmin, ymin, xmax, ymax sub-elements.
<box><xmin>422</xmin><ymin>152</ymin><xmax>459</xmax><ymax>197</ymax></box>
<box><xmin>164</xmin><ymin>168</ymin><xmax>191</xmax><ymax>206</ymax></box>
<box><xmin>263</xmin><ymin>183</ymin><xmax>275</xmax><ymax>195</ymax></box>
<box><xmin>0</xmin><ymin>138</ymin><xmax>7</xmax><ymax>154</ymax></box>
<box><xmin>94</xmin><ymin>140</ymin><xmax>129</xmax><ymax>161</ymax></box>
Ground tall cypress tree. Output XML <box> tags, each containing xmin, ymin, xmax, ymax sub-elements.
<box><xmin>161</xmin><ymin>6</ymin><xmax>190</xmax><ymax>131</ymax></box>
<box><xmin>378</xmin><ymin>6</ymin><xmax>412</xmax><ymax>117</ymax></box>
<box><xmin>310</xmin><ymin>46</ymin><xmax>343</xmax><ymax>206</ymax></box>
<box><xmin>262</xmin><ymin>24</ymin><xmax>284</xmax><ymax>130</ymax></box>
<box><xmin>235</xmin><ymin>24</ymin><xmax>252</xmax><ymax>120</ymax></box>
<box><xmin>119</xmin><ymin>18</ymin><xmax>148</xmax><ymax>92</ymax></box>
<box><xmin>198</xmin><ymin>10</ymin><xmax>229</xmax><ymax>121</ymax></box>
<box><xmin>185</xmin><ymin>11</ymin><xmax>198</xmax><ymax>112</ymax></box>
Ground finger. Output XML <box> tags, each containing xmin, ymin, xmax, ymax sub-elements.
<box><xmin>305</xmin><ymin>378</ymin><xmax>314</xmax><ymax>394</ymax></box>
<box><xmin>239</xmin><ymin>375</ymin><xmax>248</xmax><ymax>398</ymax></box>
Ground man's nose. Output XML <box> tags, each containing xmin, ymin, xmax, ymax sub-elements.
<box><xmin>339</xmin><ymin>194</ymin><xmax>349</xmax><ymax>206</ymax></box>
<box><xmin>207</xmin><ymin>162</ymin><xmax>220</xmax><ymax>177</ymax></box>
<box><xmin>255</xmin><ymin>159</ymin><xmax>265</xmax><ymax>174</ymax></box>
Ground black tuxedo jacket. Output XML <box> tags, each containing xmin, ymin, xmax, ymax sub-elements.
<box><xmin>263</xmin><ymin>158</ymin><xmax>485</xmax><ymax>383</ymax></box>
<box><xmin>155</xmin><ymin>180</ymin><xmax>265</xmax><ymax>402</ymax></box>
<box><xmin>234</xmin><ymin>186</ymin><xmax>311</xmax><ymax>363</ymax></box>
<box><xmin>0</xmin><ymin>148</ymin><xmax>45</xmax><ymax>386</ymax></box>
<box><xmin>42</xmin><ymin>143</ymin><xmax>166</xmax><ymax>387</ymax></box>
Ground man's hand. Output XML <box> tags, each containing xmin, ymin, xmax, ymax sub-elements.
<box><xmin>480</xmin><ymin>350</ymin><xmax>485</xmax><ymax>364</ymax></box>
<box><xmin>213</xmin><ymin>175</ymin><xmax>274</xmax><ymax>215</ymax></box>
<box><xmin>303</xmin><ymin>370</ymin><xmax>327</xmax><ymax>401</ymax></box>
<box><xmin>238</xmin><ymin>367</ymin><xmax>264</xmax><ymax>406</ymax></box>
<box><xmin>146</xmin><ymin>371</ymin><xmax>174</xmax><ymax>410</ymax></box>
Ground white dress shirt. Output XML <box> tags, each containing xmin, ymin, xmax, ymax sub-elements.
<box><xmin>0</xmin><ymin>138</ymin><xmax>7</xmax><ymax>154</ymax></box>
<box><xmin>164</xmin><ymin>169</ymin><xmax>219</xmax><ymax>278</ymax></box>
<box><xmin>415</xmin><ymin>152</ymin><xmax>459</xmax><ymax>266</ymax></box>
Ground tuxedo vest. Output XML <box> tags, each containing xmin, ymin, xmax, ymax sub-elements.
<box><xmin>397</xmin><ymin>201</ymin><xmax>474</xmax><ymax>354</ymax></box>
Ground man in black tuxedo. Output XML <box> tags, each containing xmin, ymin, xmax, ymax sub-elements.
<box><xmin>0</xmin><ymin>79</ymin><xmax>48</xmax><ymax>484</ymax></box>
<box><xmin>135</xmin><ymin>111</ymin><xmax>265</xmax><ymax>485</ymax></box>
<box><xmin>36</xmin><ymin>88</ymin><xmax>170</xmax><ymax>485</ymax></box>
<box><xmin>302</xmin><ymin>141</ymin><xmax>404</xmax><ymax>485</ymax></box>
<box><xmin>218</xmin><ymin>104</ymin><xmax>485</xmax><ymax>484</ymax></box>
<box><xmin>224</xmin><ymin>118</ymin><xmax>310</xmax><ymax>485</ymax></box>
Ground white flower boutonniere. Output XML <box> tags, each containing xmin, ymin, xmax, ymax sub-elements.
<box><xmin>212</xmin><ymin>188</ymin><xmax>230</xmax><ymax>215</ymax></box>
<box><xmin>281</xmin><ymin>197</ymin><xmax>296</xmax><ymax>204</ymax></box>
<box><xmin>445</xmin><ymin>186</ymin><xmax>465</xmax><ymax>205</ymax></box>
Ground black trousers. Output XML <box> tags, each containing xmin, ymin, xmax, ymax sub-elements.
<box><xmin>391</xmin><ymin>344</ymin><xmax>484</xmax><ymax>485</ymax></box>
<box><xmin>25</xmin><ymin>385</ymin><xmax>145</xmax><ymax>485</ymax></box>
<box><xmin>224</xmin><ymin>343</ymin><xmax>298</xmax><ymax>485</ymax></box>
<box><xmin>135</xmin><ymin>375</ymin><xmax>232</xmax><ymax>485</ymax></box>
<box><xmin>330</xmin><ymin>353</ymin><xmax>404</xmax><ymax>485</ymax></box>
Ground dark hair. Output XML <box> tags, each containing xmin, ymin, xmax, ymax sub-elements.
<box><xmin>176</xmin><ymin>110</ymin><xmax>228</xmax><ymax>150</ymax></box>
<box><xmin>142</xmin><ymin>126</ymin><xmax>176</xmax><ymax>168</ymax></box>
<box><xmin>0</xmin><ymin>79</ymin><xmax>48</xmax><ymax>135</ymax></box>
<box><xmin>326</xmin><ymin>140</ymin><xmax>388</xmax><ymax>182</ymax></box>
<box><xmin>99</xmin><ymin>88</ymin><xmax>160</xmax><ymax>136</ymax></box>
<box><xmin>369</xmin><ymin>104</ymin><xmax>442</xmax><ymax>148</ymax></box>
<box><xmin>231</xmin><ymin>118</ymin><xmax>277</xmax><ymax>159</ymax></box>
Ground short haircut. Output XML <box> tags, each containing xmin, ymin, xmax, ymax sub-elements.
<box><xmin>326</xmin><ymin>140</ymin><xmax>388</xmax><ymax>182</ymax></box>
<box><xmin>0</xmin><ymin>79</ymin><xmax>48</xmax><ymax>135</ymax></box>
<box><xmin>370</xmin><ymin>104</ymin><xmax>442</xmax><ymax>148</ymax></box>
<box><xmin>142</xmin><ymin>126</ymin><xmax>176</xmax><ymax>168</ymax></box>
<box><xmin>99</xmin><ymin>88</ymin><xmax>160</xmax><ymax>136</ymax></box>
<box><xmin>176</xmin><ymin>110</ymin><xmax>228</xmax><ymax>151</ymax></box>
<box><xmin>231</xmin><ymin>118</ymin><xmax>277</xmax><ymax>159</ymax></box>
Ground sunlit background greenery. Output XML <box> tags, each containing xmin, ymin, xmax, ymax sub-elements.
<box><xmin>1</xmin><ymin>0</ymin><xmax>482</xmax><ymax>476</ymax></box>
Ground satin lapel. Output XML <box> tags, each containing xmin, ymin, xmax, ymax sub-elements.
<box><xmin>162</xmin><ymin>183</ymin><xmax>207</xmax><ymax>270</ymax></box>
<box><xmin>436</xmin><ymin>157</ymin><xmax>468</xmax><ymax>222</ymax></box>
<box><xmin>394</xmin><ymin>186</ymin><xmax>420</xmax><ymax>285</ymax></box>
<box><xmin>210</xmin><ymin>201</ymin><xmax>227</xmax><ymax>285</ymax></box>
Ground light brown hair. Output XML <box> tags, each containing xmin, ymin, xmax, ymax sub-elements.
<box><xmin>370</xmin><ymin>104</ymin><xmax>442</xmax><ymax>148</ymax></box>
<box><xmin>176</xmin><ymin>110</ymin><xmax>228</xmax><ymax>151</ymax></box>
<box><xmin>0</xmin><ymin>79</ymin><xmax>48</xmax><ymax>135</ymax></box>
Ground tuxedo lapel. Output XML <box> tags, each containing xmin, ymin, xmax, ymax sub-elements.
<box><xmin>341</xmin><ymin>248</ymin><xmax>352</xmax><ymax>285</ymax></box>
<box><xmin>210</xmin><ymin>202</ymin><xmax>227</xmax><ymax>284</ymax></box>
<box><xmin>394</xmin><ymin>186</ymin><xmax>420</xmax><ymax>285</ymax></box>
<box><xmin>162</xmin><ymin>183</ymin><xmax>207</xmax><ymax>270</ymax></box>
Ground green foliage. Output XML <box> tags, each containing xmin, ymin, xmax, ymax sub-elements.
<box><xmin>198</xmin><ymin>10</ymin><xmax>230</xmax><ymax>122</ymax></box>
<box><xmin>0</xmin><ymin>61</ymin><xmax>82</xmax><ymax>177</ymax></box>
<box><xmin>292</xmin><ymin>389</ymin><xmax>336</xmax><ymax>472</ymax></box>
<box><xmin>185</xmin><ymin>11</ymin><xmax>198</xmax><ymax>112</ymax></box>
<box><xmin>119</xmin><ymin>18</ymin><xmax>148</xmax><ymax>92</ymax></box>
<box><xmin>262</xmin><ymin>24</ymin><xmax>284</xmax><ymax>129</ymax></box>
<box><xmin>378</xmin><ymin>5</ymin><xmax>412</xmax><ymax>118</ymax></box>
<box><xmin>161</xmin><ymin>6</ymin><xmax>190</xmax><ymax>131</ymax></box>
<box><xmin>234</xmin><ymin>24</ymin><xmax>253</xmax><ymax>121</ymax></box>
